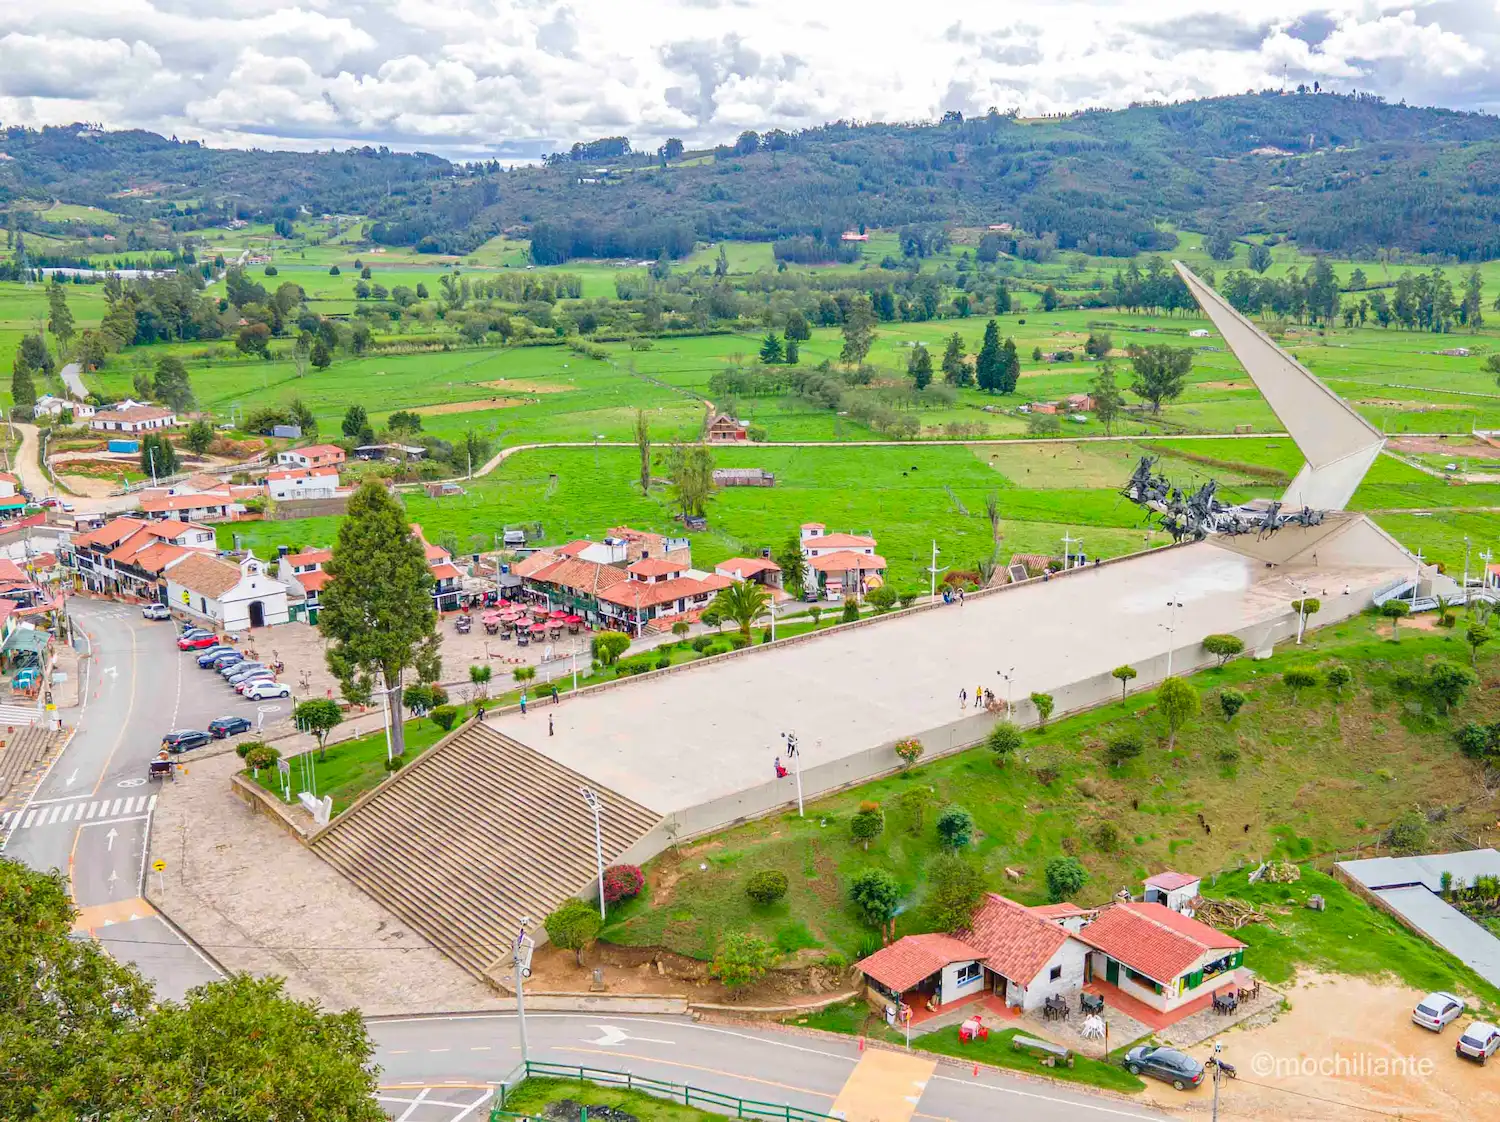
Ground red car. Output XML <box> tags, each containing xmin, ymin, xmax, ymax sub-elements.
<box><xmin>177</xmin><ymin>633</ymin><xmax>220</xmax><ymax>651</ymax></box>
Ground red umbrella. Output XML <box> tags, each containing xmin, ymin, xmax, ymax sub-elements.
<box><xmin>549</xmin><ymin>609</ymin><xmax>568</xmax><ymax>619</ymax></box>
<box><xmin>529</xmin><ymin>622</ymin><xmax>546</xmax><ymax>633</ymax></box>
<box><xmin>564</xmin><ymin>614</ymin><xmax>583</xmax><ymax>624</ymax></box>
<box><xmin>481</xmin><ymin>611</ymin><xmax>501</xmax><ymax>624</ymax></box>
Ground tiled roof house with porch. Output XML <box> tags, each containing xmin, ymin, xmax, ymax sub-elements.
<box><xmin>799</xmin><ymin>523</ymin><xmax>886</xmax><ymax>601</ymax></box>
<box><xmin>857</xmin><ymin>874</ymin><xmax>1247</xmax><ymax>1030</ymax></box>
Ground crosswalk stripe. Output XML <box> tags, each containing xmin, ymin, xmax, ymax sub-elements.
<box><xmin>109</xmin><ymin>799</ymin><xmax>121</xmax><ymax>816</ymax></box>
<box><xmin>45</xmin><ymin>806</ymin><xmax>62</xmax><ymax>825</ymax></box>
<box><xmin>61</xmin><ymin>804</ymin><xmax>76</xmax><ymax>823</ymax></box>
<box><xmin>22</xmin><ymin>809</ymin><xmax>36</xmax><ymax>827</ymax></box>
<box><xmin>86</xmin><ymin>802</ymin><xmax>98</xmax><ymax>819</ymax></box>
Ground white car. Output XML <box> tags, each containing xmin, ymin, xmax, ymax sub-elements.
<box><xmin>1456</xmin><ymin>1022</ymin><xmax>1500</xmax><ymax>1063</ymax></box>
<box><xmin>141</xmin><ymin>603</ymin><xmax>171</xmax><ymax>620</ymax></box>
<box><xmin>1413</xmin><ymin>992</ymin><xmax>1465</xmax><ymax>1032</ymax></box>
<box><xmin>242</xmin><ymin>680</ymin><xmax>291</xmax><ymax>700</ymax></box>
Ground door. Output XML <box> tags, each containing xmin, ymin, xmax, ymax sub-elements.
<box><xmin>248</xmin><ymin>600</ymin><xmax>265</xmax><ymax>628</ymax></box>
<box><xmin>1084</xmin><ymin>955</ymin><xmax>1094</xmax><ymax>984</ymax></box>
<box><xmin>1105</xmin><ymin>958</ymin><xmax>1119</xmax><ymax>985</ymax></box>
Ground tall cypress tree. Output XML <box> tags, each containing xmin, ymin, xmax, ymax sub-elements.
<box><xmin>975</xmin><ymin>319</ymin><xmax>1001</xmax><ymax>392</ymax></box>
<box><xmin>999</xmin><ymin>338</ymin><xmax>1021</xmax><ymax>394</ymax></box>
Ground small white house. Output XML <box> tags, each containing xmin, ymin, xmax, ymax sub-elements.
<box><xmin>33</xmin><ymin>394</ymin><xmax>96</xmax><ymax>420</ymax></box>
<box><xmin>1143</xmin><ymin>870</ymin><xmax>1203</xmax><ymax>913</ymax></box>
<box><xmin>90</xmin><ymin>405</ymin><xmax>179</xmax><ymax>432</ymax></box>
<box><xmin>164</xmin><ymin>552</ymin><xmax>290</xmax><ymax>630</ymax></box>
<box><xmin>265</xmin><ymin>466</ymin><xmax>340</xmax><ymax>501</ymax></box>
<box><xmin>276</xmin><ymin>444</ymin><xmax>347</xmax><ymax>470</ymax></box>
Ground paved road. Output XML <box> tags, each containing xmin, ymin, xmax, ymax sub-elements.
<box><xmin>2</xmin><ymin>602</ymin><xmax>1174</xmax><ymax>1119</ymax></box>
<box><xmin>60</xmin><ymin>361</ymin><xmax>88</xmax><ymax>399</ymax></box>
<box><xmin>1</xmin><ymin>598</ymin><xmax>268</xmax><ymax>998</ymax></box>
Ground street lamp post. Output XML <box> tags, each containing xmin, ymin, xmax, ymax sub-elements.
<box><xmin>1294</xmin><ymin>584</ymin><xmax>1309</xmax><ymax>645</ymax></box>
<box><xmin>513</xmin><ymin>917</ymin><xmax>534</xmax><ymax>1066</ymax></box>
<box><xmin>781</xmin><ymin>731</ymin><xmax>803</xmax><ymax>817</ymax></box>
<box><xmin>997</xmin><ymin>666</ymin><xmax>1016</xmax><ymax>713</ymax></box>
<box><xmin>1163</xmin><ymin>594</ymin><xmax>1184</xmax><ymax>677</ymax></box>
<box><xmin>927</xmin><ymin>540</ymin><xmax>947</xmax><ymax>602</ymax></box>
<box><xmin>580</xmin><ymin>788</ymin><xmax>606</xmax><ymax>920</ymax></box>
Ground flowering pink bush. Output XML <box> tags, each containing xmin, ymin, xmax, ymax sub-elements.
<box><xmin>602</xmin><ymin>864</ymin><xmax>645</xmax><ymax>904</ymax></box>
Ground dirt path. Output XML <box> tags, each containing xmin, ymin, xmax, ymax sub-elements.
<box><xmin>11</xmin><ymin>422</ymin><xmax>60</xmax><ymax>499</ymax></box>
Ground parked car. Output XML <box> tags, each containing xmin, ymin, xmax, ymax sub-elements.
<box><xmin>208</xmin><ymin>652</ymin><xmax>244</xmax><ymax>671</ymax></box>
<box><xmin>178</xmin><ymin>633</ymin><xmax>220</xmax><ymax>651</ymax></box>
<box><xmin>243</xmin><ymin>680</ymin><xmax>292</xmax><ymax>701</ymax></box>
<box><xmin>223</xmin><ymin>662</ymin><xmax>266</xmax><ymax>682</ymax></box>
<box><xmin>208</xmin><ymin>716</ymin><xmax>253</xmax><ymax>739</ymax></box>
<box><xmin>161</xmin><ymin>729</ymin><xmax>212</xmax><ymax>753</ymax></box>
<box><xmin>1414</xmin><ymin>992</ymin><xmax>1466</xmax><ymax>1032</ymax></box>
<box><xmin>232</xmin><ymin>670</ymin><xmax>275</xmax><ymax>691</ymax></box>
<box><xmin>39</xmin><ymin>497</ymin><xmax>60</xmax><ymax>509</ymax></box>
<box><xmin>1457</xmin><ymin>1023</ymin><xmax>1500</xmax><ymax>1064</ymax></box>
<box><xmin>196</xmin><ymin>646</ymin><xmax>237</xmax><ymax>667</ymax></box>
<box><xmin>141</xmin><ymin>603</ymin><xmax>171</xmax><ymax>621</ymax></box>
<box><xmin>1124</xmin><ymin>1045</ymin><xmax>1206</xmax><ymax>1090</ymax></box>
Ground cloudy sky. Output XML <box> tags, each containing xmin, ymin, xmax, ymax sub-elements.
<box><xmin>1</xmin><ymin>1</ymin><xmax>1496</xmax><ymax>160</ymax></box>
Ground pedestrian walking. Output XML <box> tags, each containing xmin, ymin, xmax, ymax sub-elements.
<box><xmin>958</xmin><ymin>588</ymin><xmax>966</xmax><ymax>605</ymax></box>
<box><xmin>551</xmin><ymin>684</ymin><xmax>560</xmax><ymax>704</ymax></box>
<box><xmin>548</xmin><ymin>713</ymin><xmax>554</xmax><ymax>737</ymax></box>
<box><xmin>476</xmin><ymin>704</ymin><xmax>485</xmax><ymax>722</ymax></box>
<box><xmin>959</xmin><ymin>687</ymin><xmax>968</xmax><ymax>710</ymax></box>
<box><xmin>974</xmin><ymin>683</ymin><xmax>983</xmax><ymax>708</ymax></box>
<box><xmin>520</xmin><ymin>691</ymin><xmax>528</xmax><ymax>715</ymax></box>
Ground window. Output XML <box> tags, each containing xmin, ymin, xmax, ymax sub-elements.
<box><xmin>955</xmin><ymin>962</ymin><xmax>982</xmax><ymax>985</ymax></box>
<box><xmin>1049</xmin><ymin>965</ymin><xmax>1063</xmax><ymax>982</ymax></box>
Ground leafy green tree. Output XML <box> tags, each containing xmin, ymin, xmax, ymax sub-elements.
<box><xmin>975</xmin><ymin>319</ymin><xmax>1001</xmax><ymax>391</ymax></box>
<box><xmin>1282</xmin><ymin>665</ymin><xmax>1319</xmax><ymax>702</ymax></box>
<box><xmin>667</xmin><ymin>441</ymin><xmax>715</xmax><ymax>519</ymax></box>
<box><xmin>1291</xmin><ymin>597</ymin><xmax>1321</xmax><ymax>636</ymax></box>
<box><xmin>936</xmin><ymin>805</ymin><xmax>974</xmax><ymax>849</ymax></box>
<box><xmin>1090</xmin><ymin>361</ymin><xmax>1123</xmax><ymax>434</ymax></box>
<box><xmin>591</xmin><ymin>632</ymin><xmax>631</xmax><ymax>665</ymax></box>
<box><xmin>1381</xmin><ymin>599</ymin><xmax>1409</xmax><ymax>640</ymax></box>
<box><xmin>848</xmin><ymin>869</ymin><xmax>901</xmax><ymax>928</ymax></box>
<box><xmin>840</xmin><ymin>599</ymin><xmax>859</xmax><ymax>623</ymax></box>
<box><xmin>926</xmin><ymin>853</ymin><xmax>983</xmax><ymax>933</ymax></box>
<box><xmin>759</xmin><ymin>331</ymin><xmax>784</xmax><ymax>364</ymax></box>
<box><xmin>1248</xmin><ymin>242</ymin><xmax>1273</xmax><ymax>274</ymax></box>
<box><xmin>1083</xmin><ymin>331</ymin><xmax>1112</xmax><ymax>360</ymax></box>
<box><xmin>294</xmin><ymin>697</ymin><xmax>344</xmax><ymax>761</ymax></box>
<box><xmin>183</xmin><ymin>418</ymin><xmax>215</xmax><ymax>455</ymax></box>
<box><xmin>47</xmin><ymin>283</ymin><xmax>75</xmax><ymax>350</ymax></box>
<box><xmin>139</xmin><ymin>433</ymin><xmax>178</xmax><ymax>478</ymax></box>
<box><xmin>17</xmin><ymin>332</ymin><xmax>54</xmax><ymax>378</ymax></box>
<box><xmin>1044</xmin><ymin>855</ymin><xmax>1088</xmax><ymax>902</ymax></box>
<box><xmin>1111</xmin><ymin>664</ymin><xmax>1137</xmax><ymax>699</ymax></box>
<box><xmin>709</xmin><ymin>580</ymin><xmax>771</xmax><ymax>640</ymax></box>
<box><xmin>235</xmin><ymin>322</ymin><xmax>271</xmax><ymax>358</ymax></box>
<box><xmin>941</xmin><ymin>332</ymin><xmax>970</xmax><ymax>385</ymax></box>
<box><xmin>462</xmin><ymin>428</ymin><xmax>492</xmax><ymax>474</ymax></box>
<box><xmin>1218</xmin><ymin>688</ymin><xmax>1246</xmax><ymax>722</ymax></box>
<box><xmin>311</xmin><ymin>338</ymin><xmax>333</xmax><ymax>369</ymax></box>
<box><xmin>429</xmin><ymin>705</ymin><xmax>459</xmax><ymax>731</ymax></box>
<box><xmin>1103</xmin><ymin>733</ymin><xmax>1143</xmax><ymax>766</ymax></box>
<box><xmin>866</xmin><ymin>584</ymin><xmax>898</xmax><ymax>612</ymax></box>
<box><xmin>342</xmin><ymin>404</ymin><xmax>369</xmax><ymax>440</ymax></box>
<box><xmin>775</xmin><ymin>533</ymin><xmax>809</xmax><ymax>596</ymax></box>
<box><xmin>1466</xmin><ymin>620</ymin><xmax>1491</xmax><ymax>666</ymax></box>
<box><xmin>988</xmin><ymin>720</ymin><xmax>1023</xmax><ymax>763</ymax></box>
<box><xmin>908</xmin><ymin>344</ymin><xmax>933</xmax><ymax>390</ymax></box>
<box><xmin>710</xmin><ymin>931</ymin><xmax>777</xmax><ymax>990</ymax></box>
<box><xmin>1427</xmin><ymin>659</ymin><xmax>1478</xmax><ymax>714</ymax></box>
<box><xmin>1156</xmin><ymin>676</ymin><xmax>1199</xmax><ymax>749</ymax></box>
<box><xmin>319</xmin><ymin>482</ymin><xmax>439</xmax><ymax>756</ymax></box>
<box><xmin>1202</xmin><ymin>634</ymin><xmax>1244</xmax><ymax>667</ymax></box>
<box><xmin>1029</xmin><ymin>691</ymin><xmax>1055</xmax><ymax>727</ymax></box>
<box><xmin>545</xmin><ymin>898</ymin><xmax>603</xmax><ymax>964</ymax></box>
<box><xmin>1325</xmin><ymin>664</ymin><xmax>1353</xmax><ymax>698</ymax></box>
<box><xmin>784</xmin><ymin>337</ymin><xmax>799</xmax><ymax>365</ymax></box>
<box><xmin>153</xmin><ymin>355</ymin><xmax>196</xmax><ymax>411</ymax></box>
<box><xmin>10</xmin><ymin>352</ymin><xmax>37</xmax><ymax>413</ymax></box>
<box><xmin>784</xmin><ymin>309</ymin><xmax>810</xmax><ymax>340</ymax></box>
<box><xmin>1206</xmin><ymin>229</ymin><xmax>1236</xmax><ymax>260</ymax></box>
<box><xmin>850</xmin><ymin>804</ymin><xmax>885</xmax><ymax>849</ymax></box>
<box><xmin>998</xmin><ymin>337</ymin><xmax>1021</xmax><ymax>393</ymax></box>
<box><xmin>839</xmin><ymin>296</ymin><xmax>876</xmax><ymax>364</ymax></box>
<box><xmin>1127</xmin><ymin>343</ymin><xmax>1192</xmax><ymax>413</ymax></box>
<box><xmin>1040</xmin><ymin>285</ymin><xmax>1059</xmax><ymax>311</ymax></box>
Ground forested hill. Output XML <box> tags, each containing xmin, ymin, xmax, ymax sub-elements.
<box><xmin>4</xmin><ymin>91</ymin><xmax>1499</xmax><ymax>261</ymax></box>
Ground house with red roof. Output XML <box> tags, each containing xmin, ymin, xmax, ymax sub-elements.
<box><xmin>276</xmin><ymin>444</ymin><xmax>347</xmax><ymax>470</ymax></box>
<box><xmin>63</xmin><ymin>516</ymin><xmax>216</xmax><ymax>596</ymax></box>
<box><xmin>856</xmin><ymin>878</ymin><xmax>1248</xmax><ymax>1024</ymax></box>
<box><xmin>799</xmin><ymin>522</ymin><xmax>886</xmax><ymax>601</ymax></box>
<box><xmin>714</xmin><ymin>556</ymin><xmax>782</xmax><ymax>590</ymax></box>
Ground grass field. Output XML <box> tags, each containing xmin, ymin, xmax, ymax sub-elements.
<box><xmin>601</xmin><ymin>616</ymin><xmax>1500</xmax><ymax>971</ymax></box>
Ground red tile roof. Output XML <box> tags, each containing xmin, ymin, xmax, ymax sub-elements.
<box><xmin>534</xmin><ymin>558</ymin><xmax>630</xmax><ymax>597</ymax></box>
<box><xmin>806</xmin><ymin>550</ymin><xmax>887</xmax><ymax>573</ymax></box>
<box><xmin>266</xmin><ymin>466</ymin><xmax>340</xmax><ymax>481</ymax></box>
<box><xmin>1145</xmin><ymin>871</ymin><xmax>1201</xmax><ymax>891</ymax></box>
<box><xmin>627</xmin><ymin>557</ymin><xmax>684</xmax><ymax>578</ymax></box>
<box><xmin>1031</xmin><ymin>903</ymin><xmax>1091</xmax><ymax>919</ymax></box>
<box><xmin>0</xmin><ymin>559</ymin><xmax>25</xmax><ymax>583</ymax></box>
<box><xmin>556</xmin><ymin>540</ymin><xmax>595</xmax><ymax>558</ymax></box>
<box><xmin>962</xmin><ymin>894</ymin><xmax>1071</xmax><ymax>984</ymax></box>
<box><xmin>285</xmin><ymin>444</ymin><xmax>345</xmax><ymax>461</ymax></box>
<box><xmin>1076</xmin><ymin>901</ymin><xmax>1244</xmax><ymax>984</ymax></box>
<box><xmin>286</xmin><ymin>548</ymin><xmax>333</xmax><ymax>567</ymax></box>
<box><xmin>140</xmin><ymin>492</ymin><xmax>231</xmax><ymax>513</ymax></box>
<box><xmin>297</xmin><ymin>569</ymin><xmax>333</xmax><ymax>591</ymax></box>
<box><xmin>73</xmin><ymin>516</ymin><xmax>150</xmax><ymax>550</ymax></box>
<box><xmin>513</xmin><ymin>551</ymin><xmax>561</xmax><ymax>578</ymax></box>
<box><xmin>807</xmin><ymin>532</ymin><xmax>877</xmax><ymax>549</ymax></box>
<box><xmin>429</xmin><ymin>562</ymin><xmax>463</xmax><ymax>581</ymax></box>
<box><xmin>856</xmin><ymin>933</ymin><xmax>980</xmax><ymax>993</ymax></box>
<box><xmin>715</xmin><ymin>557</ymin><xmax>781</xmax><ymax>578</ymax></box>
<box><xmin>126</xmin><ymin>542</ymin><xmax>191</xmax><ymax>574</ymax></box>
<box><xmin>596</xmin><ymin>574</ymin><xmax>721</xmax><ymax>610</ymax></box>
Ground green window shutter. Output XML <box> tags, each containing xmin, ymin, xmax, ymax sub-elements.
<box><xmin>1232</xmin><ymin>950</ymin><xmax>1243</xmax><ymax>968</ymax></box>
<box><xmin>1188</xmin><ymin>969</ymin><xmax>1203</xmax><ymax>990</ymax></box>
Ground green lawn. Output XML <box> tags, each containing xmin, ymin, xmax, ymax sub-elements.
<box><xmin>498</xmin><ymin>1076</ymin><xmax>758</xmax><ymax>1121</ymax></box>
<box><xmin>604</xmin><ymin>618</ymin><xmax>1500</xmax><ymax>965</ymax></box>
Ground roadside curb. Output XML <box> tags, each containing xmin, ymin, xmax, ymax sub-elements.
<box><xmin>139</xmin><ymin>889</ymin><xmax>233</xmax><ymax>980</ymax></box>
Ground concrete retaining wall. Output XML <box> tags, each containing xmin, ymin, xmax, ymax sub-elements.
<box><xmin>231</xmin><ymin>771</ymin><xmax>314</xmax><ymax>841</ymax></box>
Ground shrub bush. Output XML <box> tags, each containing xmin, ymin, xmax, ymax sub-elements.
<box><xmin>235</xmin><ymin>739</ymin><xmax>267</xmax><ymax>760</ymax></box>
<box><xmin>1044</xmin><ymin>855</ymin><xmax>1088</xmax><ymax>902</ymax></box>
<box><xmin>1102</xmin><ymin>733</ymin><xmax>1143</xmax><ymax>767</ymax></box>
<box><xmin>849</xmin><ymin>806</ymin><xmax>885</xmax><ymax>848</ymax></box>
<box><xmin>602</xmin><ymin>864</ymin><xmax>645</xmax><ymax>904</ymax></box>
<box><xmin>1218</xmin><ymin>688</ymin><xmax>1246</xmax><ymax>722</ymax></box>
<box><xmin>244</xmin><ymin>744</ymin><xmax>280</xmax><ymax>771</ymax></box>
<box><xmin>1093</xmin><ymin>822</ymin><xmax>1120</xmax><ymax>852</ymax></box>
<box><xmin>727</xmin><ymin>634</ymin><xmax>750</xmax><ymax>650</ymax></box>
<box><xmin>745</xmin><ymin>870</ymin><xmax>789</xmax><ymax>906</ymax></box>
<box><xmin>894</xmin><ymin>736</ymin><xmax>924</xmax><ymax>766</ymax></box>
<box><xmin>936</xmin><ymin>805</ymin><xmax>974</xmax><ymax>849</ymax></box>
<box><xmin>849</xmin><ymin>868</ymin><xmax>901</xmax><ymax>927</ymax></box>
<box><xmin>987</xmin><ymin>720</ymin><xmax>1023</xmax><ymax>763</ymax></box>
<box><xmin>691</xmin><ymin>636</ymin><xmax>713</xmax><ymax>652</ymax></box>
<box><xmin>430</xmin><ymin>705</ymin><xmax>459</xmax><ymax>731</ymax></box>
<box><xmin>841</xmin><ymin>600</ymin><xmax>859</xmax><ymax>623</ymax></box>
<box><xmin>655</xmin><ymin>653</ymin><xmax>672</xmax><ymax>669</ymax></box>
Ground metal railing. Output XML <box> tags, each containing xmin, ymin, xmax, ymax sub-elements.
<box><xmin>1373</xmin><ymin>576</ymin><xmax>1498</xmax><ymax>615</ymax></box>
<box><xmin>490</xmin><ymin>1061</ymin><xmax>841</xmax><ymax>1121</ymax></box>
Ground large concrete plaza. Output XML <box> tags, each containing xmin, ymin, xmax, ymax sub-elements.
<box><xmin>491</xmin><ymin>540</ymin><xmax>1409</xmax><ymax>831</ymax></box>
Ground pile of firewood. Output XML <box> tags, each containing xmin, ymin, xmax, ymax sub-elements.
<box><xmin>1193</xmin><ymin>896</ymin><xmax>1272</xmax><ymax>931</ymax></box>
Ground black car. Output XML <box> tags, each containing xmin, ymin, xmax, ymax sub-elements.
<box><xmin>208</xmin><ymin>716</ymin><xmax>253</xmax><ymax>739</ymax></box>
<box><xmin>161</xmin><ymin>729</ymin><xmax>212</xmax><ymax>753</ymax></box>
<box><xmin>1124</xmin><ymin>1045</ymin><xmax>1206</xmax><ymax>1090</ymax></box>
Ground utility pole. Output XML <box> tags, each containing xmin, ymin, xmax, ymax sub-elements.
<box><xmin>579</xmin><ymin>788</ymin><xmax>605</xmax><ymax>921</ymax></box>
<box><xmin>1210</xmin><ymin>1041</ymin><xmax>1223</xmax><ymax>1121</ymax></box>
<box><xmin>997</xmin><ymin>666</ymin><xmax>1016</xmax><ymax>712</ymax></box>
<box><xmin>1163</xmin><ymin>594</ymin><xmax>1184</xmax><ymax>677</ymax></box>
<box><xmin>781</xmin><ymin>731</ymin><xmax>803</xmax><ymax>817</ymax></box>
<box><xmin>1294</xmin><ymin>583</ymin><xmax>1309</xmax><ymax>645</ymax></box>
<box><xmin>149</xmin><ymin>445</ymin><xmax>157</xmax><ymax>488</ymax></box>
<box><xmin>926</xmin><ymin>540</ymin><xmax>948</xmax><ymax>602</ymax></box>
<box><xmin>1481</xmin><ymin>549</ymin><xmax>1494</xmax><ymax>592</ymax></box>
<box><xmin>513</xmin><ymin>917</ymin><xmax>534</xmax><ymax>1067</ymax></box>
<box><xmin>1061</xmin><ymin>530</ymin><xmax>1082</xmax><ymax>571</ymax></box>
<box><xmin>1464</xmin><ymin>535</ymin><xmax>1472</xmax><ymax>601</ymax></box>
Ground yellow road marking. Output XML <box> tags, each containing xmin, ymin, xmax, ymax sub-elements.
<box><xmin>830</xmin><ymin>1049</ymin><xmax>936</xmax><ymax>1122</ymax></box>
<box><xmin>72</xmin><ymin>895</ymin><xmax>157</xmax><ymax>932</ymax></box>
<box><xmin>553</xmin><ymin>1046</ymin><xmax>838</xmax><ymax>1100</ymax></box>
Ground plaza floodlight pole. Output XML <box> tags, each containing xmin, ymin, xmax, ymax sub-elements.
<box><xmin>1482</xmin><ymin>549</ymin><xmax>1495</xmax><ymax>591</ymax></box>
<box><xmin>997</xmin><ymin>666</ymin><xmax>1015</xmax><ymax>713</ymax></box>
<box><xmin>580</xmin><ymin>788</ymin><xmax>606</xmax><ymax>920</ymax></box>
<box><xmin>1295</xmin><ymin>584</ymin><xmax>1309</xmax><ymax>645</ymax></box>
<box><xmin>149</xmin><ymin>446</ymin><xmax>157</xmax><ymax>488</ymax></box>
<box><xmin>1464</xmin><ymin>536</ymin><xmax>1472</xmax><ymax>603</ymax></box>
<box><xmin>513</xmin><ymin>916</ymin><xmax>534</xmax><ymax>1066</ymax></box>
<box><xmin>927</xmin><ymin>540</ymin><xmax>947</xmax><ymax>602</ymax></box>
<box><xmin>782</xmin><ymin>731</ymin><xmax>803</xmax><ymax>816</ymax></box>
<box><xmin>1163</xmin><ymin>594</ymin><xmax>1184</xmax><ymax>677</ymax></box>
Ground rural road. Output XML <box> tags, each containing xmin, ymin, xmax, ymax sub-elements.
<box><xmin>60</xmin><ymin>361</ymin><xmax>89</xmax><ymax>399</ymax></box>
<box><xmin>1</xmin><ymin>603</ymin><xmax>1179</xmax><ymax>1120</ymax></box>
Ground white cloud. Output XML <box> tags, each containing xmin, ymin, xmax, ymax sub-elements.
<box><xmin>0</xmin><ymin>1</ymin><xmax>1494</xmax><ymax>157</ymax></box>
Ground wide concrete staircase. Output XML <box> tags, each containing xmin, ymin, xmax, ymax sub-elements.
<box><xmin>309</xmin><ymin>720</ymin><xmax>660</xmax><ymax>983</ymax></box>
<box><xmin>0</xmin><ymin>726</ymin><xmax>63</xmax><ymax>802</ymax></box>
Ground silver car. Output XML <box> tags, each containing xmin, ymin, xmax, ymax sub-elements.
<box><xmin>1456</xmin><ymin>1022</ymin><xmax>1500</xmax><ymax>1063</ymax></box>
<box><xmin>1413</xmin><ymin>992</ymin><xmax>1465</xmax><ymax>1032</ymax></box>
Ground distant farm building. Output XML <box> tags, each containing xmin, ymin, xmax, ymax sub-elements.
<box><xmin>712</xmin><ymin>467</ymin><xmax>774</xmax><ymax>487</ymax></box>
<box><xmin>705</xmin><ymin>414</ymin><xmax>749</xmax><ymax>444</ymax></box>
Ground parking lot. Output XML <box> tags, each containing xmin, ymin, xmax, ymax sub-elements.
<box><xmin>142</xmin><ymin>613</ymin><xmax>293</xmax><ymax>750</ymax></box>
